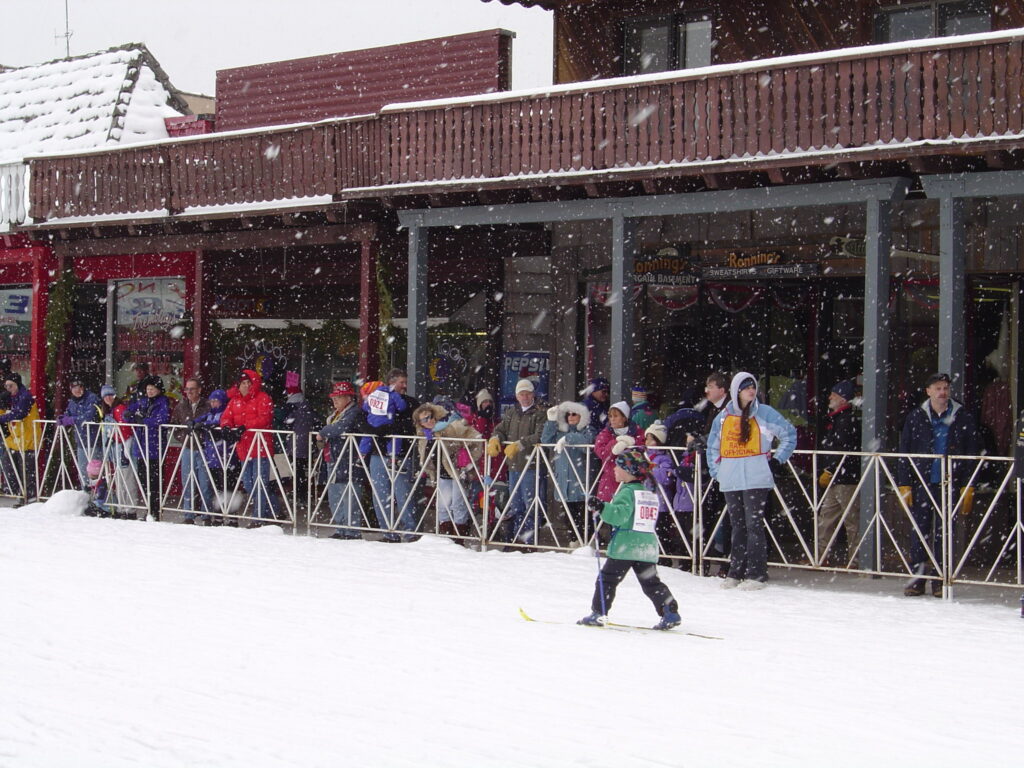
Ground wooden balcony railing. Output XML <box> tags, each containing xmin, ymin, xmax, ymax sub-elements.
<box><xmin>25</xmin><ymin>31</ymin><xmax>1024</xmax><ymax>223</ymax></box>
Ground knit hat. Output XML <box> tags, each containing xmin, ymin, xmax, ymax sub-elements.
<box><xmin>3</xmin><ymin>371</ymin><xmax>22</xmax><ymax>387</ymax></box>
<box><xmin>630</xmin><ymin>382</ymin><xmax>650</xmax><ymax>395</ymax></box>
<box><xmin>475</xmin><ymin>389</ymin><xmax>494</xmax><ymax>408</ymax></box>
<box><xmin>645</xmin><ymin>420</ymin><xmax>668</xmax><ymax>445</ymax></box>
<box><xmin>360</xmin><ymin>380</ymin><xmax>383</xmax><ymax>399</ymax></box>
<box><xmin>208</xmin><ymin>389</ymin><xmax>228</xmax><ymax>407</ymax></box>
<box><xmin>515</xmin><ymin>378</ymin><xmax>535</xmax><ymax>394</ymax></box>
<box><xmin>100</xmin><ymin>385</ymin><xmax>116</xmax><ymax>398</ymax></box>
<box><xmin>609</xmin><ymin>400</ymin><xmax>631</xmax><ymax>419</ymax></box>
<box><xmin>830</xmin><ymin>380</ymin><xmax>854</xmax><ymax>402</ymax></box>
<box><xmin>738</xmin><ymin>376</ymin><xmax>757</xmax><ymax>392</ymax></box>
<box><xmin>614</xmin><ymin>447</ymin><xmax>652</xmax><ymax>480</ymax></box>
<box><xmin>142</xmin><ymin>375</ymin><xmax>165</xmax><ymax>393</ymax></box>
<box><xmin>330</xmin><ymin>381</ymin><xmax>356</xmax><ymax>399</ymax></box>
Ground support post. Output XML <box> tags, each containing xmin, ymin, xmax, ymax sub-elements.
<box><xmin>938</xmin><ymin>195</ymin><xmax>966</xmax><ymax>398</ymax></box>
<box><xmin>860</xmin><ymin>198</ymin><xmax>894</xmax><ymax>570</ymax></box>
<box><xmin>191</xmin><ymin>249</ymin><xmax>205</xmax><ymax>382</ymax></box>
<box><xmin>609</xmin><ymin>215</ymin><xmax>637</xmax><ymax>402</ymax></box>
<box><xmin>407</xmin><ymin>223</ymin><xmax>429</xmax><ymax>398</ymax></box>
<box><xmin>28</xmin><ymin>247</ymin><xmax>51</xmax><ymax>416</ymax></box>
<box><xmin>358</xmin><ymin>237</ymin><xmax>380</xmax><ymax>380</ymax></box>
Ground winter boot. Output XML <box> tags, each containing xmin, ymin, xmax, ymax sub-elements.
<box><xmin>437</xmin><ymin>521</ymin><xmax>457</xmax><ymax>538</ymax></box>
<box><xmin>577</xmin><ymin>611</ymin><xmax>606</xmax><ymax>627</ymax></box>
<box><xmin>652</xmin><ymin>609</ymin><xmax>681</xmax><ymax>631</ymax></box>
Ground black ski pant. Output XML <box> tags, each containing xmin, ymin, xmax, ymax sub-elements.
<box><xmin>724</xmin><ymin>487</ymin><xmax>770</xmax><ymax>581</ymax></box>
<box><xmin>591</xmin><ymin>557</ymin><xmax>677</xmax><ymax>616</ymax></box>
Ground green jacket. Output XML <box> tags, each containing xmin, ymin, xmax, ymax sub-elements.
<box><xmin>600</xmin><ymin>482</ymin><xmax>661</xmax><ymax>563</ymax></box>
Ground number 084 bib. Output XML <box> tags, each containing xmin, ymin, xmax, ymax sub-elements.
<box><xmin>632</xmin><ymin>490</ymin><xmax>660</xmax><ymax>533</ymax></box>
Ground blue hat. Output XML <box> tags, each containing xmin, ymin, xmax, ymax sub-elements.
<box><xmin>831</xmin><ymin>380</ymin><xmax>854</xmax><ymax>401</ymax></box>
<box><xmin>100</xmin><ymin>385</ymin><xmax>116</xmax><ymax>398</ymax></box>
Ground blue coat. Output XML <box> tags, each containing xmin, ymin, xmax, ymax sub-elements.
<box><xmin>66</xmin><ymin>391</ymin><xmax>102</xmax><ymax>444</ymax></box>
<box><xmin>359</xmin><ymin>385</ymin><xmax>412</xmax><ymax>456</ymax></box>
<box><xmin>540</xmin><ymin>402</ymin><xmax>594</xmax><ymax>503</ymax></box>
<box><xmin>707</xmin><ymin>372</ymin><xmax>796</xmax><ymax>492</ymax></box>
<box><xmin>124</xmin><ymin>394</ymin><xmax>170</xmax><ymax>460</ymax></box>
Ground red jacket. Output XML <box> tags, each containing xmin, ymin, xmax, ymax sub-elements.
<box><xmin>220</xmin><ymin>369</ymin><xmax>275</xmax><ymax>460</ymax></box>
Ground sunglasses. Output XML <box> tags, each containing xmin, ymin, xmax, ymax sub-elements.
<box><xmin>419</xmin><ymin>416</ymin><xmax>436</xmax><ymax>424</ymax></box>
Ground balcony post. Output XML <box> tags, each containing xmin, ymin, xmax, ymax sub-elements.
<box><xmin>407</xmin><ymin>222</ymin><xmax>429</xmax><ymax>397</ymax></box>
<box><xmin>937</xmin><ymin>196</ymin><xmax>966</xmax><ymax>399</ymax></box>
<box><xmin>359</xmin><ymin>236</ymin><xmax>381</xmax><ymax>381</ymax></box>
<box><xmin>860</xmin><ymin>197</ymin><xmax>894</xmax><ymax>571</ymax></box>
<box><xmin>610</xmin><ymin>215</ymin><xmax>637</xmax><ymax>401</ymax></box>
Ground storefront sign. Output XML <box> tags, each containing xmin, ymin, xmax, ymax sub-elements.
<box><xmin>0</xmin><ymin>288</ymin><xmax>32</xmax><ymax>328</ymax></box>
<box><xmin>634</xmin><ymin>245</ymin><xmax>699</xmax><ymax>286</ymax></box>
<box><xmin>704</xmin><ymin>262</ymin><xmax>818</xmax><ymax>280</ymax></box>
<box><xmin>501</xmin><ymin>351</ymin><xmax>550</xmax><ymax>409</ymax></box>
<box><xmin>115</xmin><ymin>278</ymin><xmax>186</xmax><ymax>331</ymax></box>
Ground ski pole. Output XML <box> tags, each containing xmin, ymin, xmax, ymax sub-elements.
<box><xmin>587</xmin><ymin>496</ymin><xmax>607</xmax><ymax>617</ymax></box>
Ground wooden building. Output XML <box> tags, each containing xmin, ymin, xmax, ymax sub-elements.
<box><xmin>2</xmin><ymin>2</ymin><xmax>1023</xmax><ymax>454</ymax></box>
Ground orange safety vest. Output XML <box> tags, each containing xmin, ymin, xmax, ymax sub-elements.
<box><xmin>719</xmin><ymin>413</ymin><xmax>765</xmax><ymax>459</ymax></box>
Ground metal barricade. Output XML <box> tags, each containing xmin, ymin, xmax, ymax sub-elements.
<box><xmin>307</xmin><ymin>432</ymin><xmax>384</xmax><ymax>539</ymax></box>
<box><xmin>219</xmin><ymin>428</ymin><xmax>297</xmax><ymax>530</ymax></box>
<box><xmin>948</xmin><ymin>454</ymin><xmax>1023</xmax><ymax>590</ymax></box>
<box><xmin>0</xmin><ymin>420</ymin><xmax>35</xmax><ymax>503</ymax></box>
<box><xmin>159</xmin><ymin>424</ymin><xmax>232</xmax><ymax>523</ymax></box>
<box><xmin>90</xmin><ymin>420</ymin><xmax>150</xmax><ymax>519</ymax></box>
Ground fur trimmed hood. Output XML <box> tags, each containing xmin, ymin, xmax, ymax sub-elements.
<box><xmin>556</xmin><ymin>401</ymin><xmax>591</xmax><ymax>433</ymax></box>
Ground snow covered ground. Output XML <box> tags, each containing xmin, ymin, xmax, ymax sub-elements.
<box><xmin>1</xmin><ymin>492</ymin><xmax>1021</xmax><ymax>767</ymax></box>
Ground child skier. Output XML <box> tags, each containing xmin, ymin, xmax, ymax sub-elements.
<box><xmin>578</xmin><ymin>447</ymin><xmax>681</xmax><ymax>630</ymax></box>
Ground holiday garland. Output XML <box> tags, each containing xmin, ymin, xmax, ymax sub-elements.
<box><xmin>43</xmin><ymin>266</ymin><xmax>75</xmax><ymax>403</ymax></box>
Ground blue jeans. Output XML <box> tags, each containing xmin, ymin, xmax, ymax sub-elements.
<box><xmin>329</xmin><ymin>479</ymin><xmax>364</xmax><ymax>536</ymax></box>
<box><xmin>724</xmin><ymin>488</ymin><xmax>770</xmax><ymax>582</ymax></box>
<box><xmin>368</xmin><ymin>454</ymin><xmax>416</xmax><ymax>534</ymax></box>
<box><xmin>180</xmin><ymin>447</ymin><xmax>214</xmax><ymax>521</ymax></box>
<box><xmin>242</xmin><ymin>457</ymin><xmax>280</xmax><ymax>520</ymax></box>
<box><xmin>909</xmin><ymin>482</ymin><xmax>943</xmax><ymax>572</ymax></box>
<box><xmin>507</xmin><ymin>469</ymin><xmax>540</xmax><ymax>543</ymax></box>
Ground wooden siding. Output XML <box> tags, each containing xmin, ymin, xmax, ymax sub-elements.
<box><xmin>215</xmin><ymin>30</ymin><xmax>513</xmax><ymax>132</ymax></box>
<box><xmin>25</xmin><ymin>33</ymin><xmax>1024</xmax><ymax>221</ymax></box>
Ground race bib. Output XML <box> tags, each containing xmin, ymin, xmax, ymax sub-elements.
<box><xmin>367</xmin><ymin>389</ymin><xmax>390</xmax><ymax>418</ymax></box>
<box><xmin>632</xmin><ymin>490</ymin><xmax>659</xmax><ymax>533</ymax></box>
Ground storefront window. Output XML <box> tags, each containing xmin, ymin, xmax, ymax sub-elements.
<box><xmin>0</xmin><ymin>286</ymin><xmax>32</xmax><ymax>386</ymax></box>
<box><xmin>111</xmin><ymin>277</ymin><xmax>186</xmax><ymax>399</ymax></box>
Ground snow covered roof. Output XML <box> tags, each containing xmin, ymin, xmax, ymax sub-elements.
<box><xmin>0</xmin><ymin>43</ymin><xmax>190</xmax><ymax>165</ymax></box>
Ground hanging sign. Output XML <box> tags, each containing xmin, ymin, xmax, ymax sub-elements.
<box><xmin>704</xmin><ymin>252</ymin><xmax>817</xmax><ymax>280</ymax></box>
<box><xmin>634</xmin><ymin>245</ymin><xmax>699</xmax><ymax>286</ymax></box>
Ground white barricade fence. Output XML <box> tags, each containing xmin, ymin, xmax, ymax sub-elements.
<box><xmin>219</xmin><ymin>427</ymin><xmax>297</xmax><ymax>529</ymax></box>
<box><xmin>307</xmin><ymin>432</ymin><xmax>383</xmax><ymax>539</ymax></box>
<box><xmin>34</xmin><ymin>419</ymin><xmax>111</xmax><ymax>499</ymax></box>
<box><xmin>89</xmin><ymin>420</ymin><xmax>150</xmax><ymax>519</ymax></box>
<box><xmin>948</xmin><ymin>454</ymin><xmax>1023</xmax><ymax>589</ymax></box>
<box><xmin>0</xmin><ymin>417</ymin><xmax>39</xmax><ymax>502</ymax></box>
<box><xmin>158</xmin><ymin>423</ymin><xmax>236</xmax><ymax>523</ymax></box>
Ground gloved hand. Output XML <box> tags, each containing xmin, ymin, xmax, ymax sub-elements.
<box><xmin>768</xmin><ymin>457</ymin><xmax>783</xmax><ymax>475</ymax></box>
<box><xmin>586</xmin><ymin>496</ymin><xmax>604</xmax><ymax>516</ymax></box>
<box><xmin>546</xmin><ymin>406</ymin><xmax>559</xmax><ymax>421</ymax></box>
<box><xmin>553</xmin><ymin>436</ymin><xmax>567</xmax><ymax>454</ymax></box>
<box><xmin>58</xmin><ymin>414</ymin><xmax>75</xmax><ymax>427</ymax></box>
<box><xmin>504</xmin><ymin>441</ymin><xmax>521</xmax><ymax>459</ymax></box>
<box><xmin>818</xmin><ymin>470</ymin><xmax>833</xmax><ymax>489</ymax></box>
<box><xmin>486</xmin><ymin>437</ymin><xmax>501</xmax><ymax>458</ymax></box>
<box><xmin>611</xmin><ymin>434</ymin><xmax>634</xmax><ymax>456</ymax></box>
<box><xmin>958</xmin><ymin>486</ymin><xmax>975</xmax><ymax>515</ymax></box>
<box><xmin>898</xmin><ymin>485</ymin><xmax>913</xmax><ymax>507</ymax></box>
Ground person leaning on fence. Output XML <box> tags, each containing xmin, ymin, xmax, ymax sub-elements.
<box><xmin>707</xmin><ymin>372</ymin><xmax>797</xmax><ymax>591</ymax></box>
<box><xmin>359</xmin><ymin>369</ymin><xmax>420</xmax><ymax>542</ymax></box>
<box><xmin>897</xmin><ymin>372</ymin><xmax>981</xmax><ymax>597</ymax></box>
<box><xmin>414</xmin><ymin>402</ymin><xmax>483</xmax><ymax>542</ymax></box>
<box><xmin>594</xmin><ymin>400</ymin><xmax>645</xmax><ymax>504</ymax></box>
<box><xmin>696</xmin><ymin>372</ymin><xmax>732</xmax><ymax>577</ymax></box>
<box><xmin>318</xmin><ymin>381</ymin><xmax>365</xmax><ymax>539</ymax></box>
<box><xmin>0</xmin><ymin>372</ymin><xmax>39</xmax><ymax>504</ymax></box>
<box><xmin>122</xmin><ymin>376</ymin><xmax>171</xmax><ymax>520</ymax></box>
<box><xmin>487</xmin><ymin>378</ymin><xmax>547</xmax><ymax>544</ymax></box>
<box><xmin>540</xmin><ymin>400</ymin><xmax>594</xmax><ymax>540</ymax></box>
<box><xmin>817</xmin><ymin>380</ymin><xmax>862</xmax><ymax>566</ymax></box>
<box><xmin>95</xmin><ymin>384</ymin><xmax>141</xmax><ymax>518</ymax></box>
<box><xmin>171</xmin><ymin>378</ymin><xmax>213</xmax><ymax>524</ymax></box>
<box><xmin>280</xmin><ymin>383</ymin><xmax>317</xmax><ymax>503</ymax></box>
<box><xmin>581</xmin><ymin>377</ymin><xmax>611</xmax><ymax>429</ymax></box>
<box><xmin>60</xmin><ymin>379</ymin><xmax>102</xmax><ymax>489</ymax></box>
<box><xmin>578</xmin><ymin>447</ymin><xmax>681</xmax><ymax>631</ymax></box>
<box><xmin>193</xmin><ymin>388</ymin><xmax>233</xmax><ymax>525</ymax></box>
<box><xmin>221</xmin><ymin>369</ymin><xmax>281</xmax><ymax>525</ymax></box>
